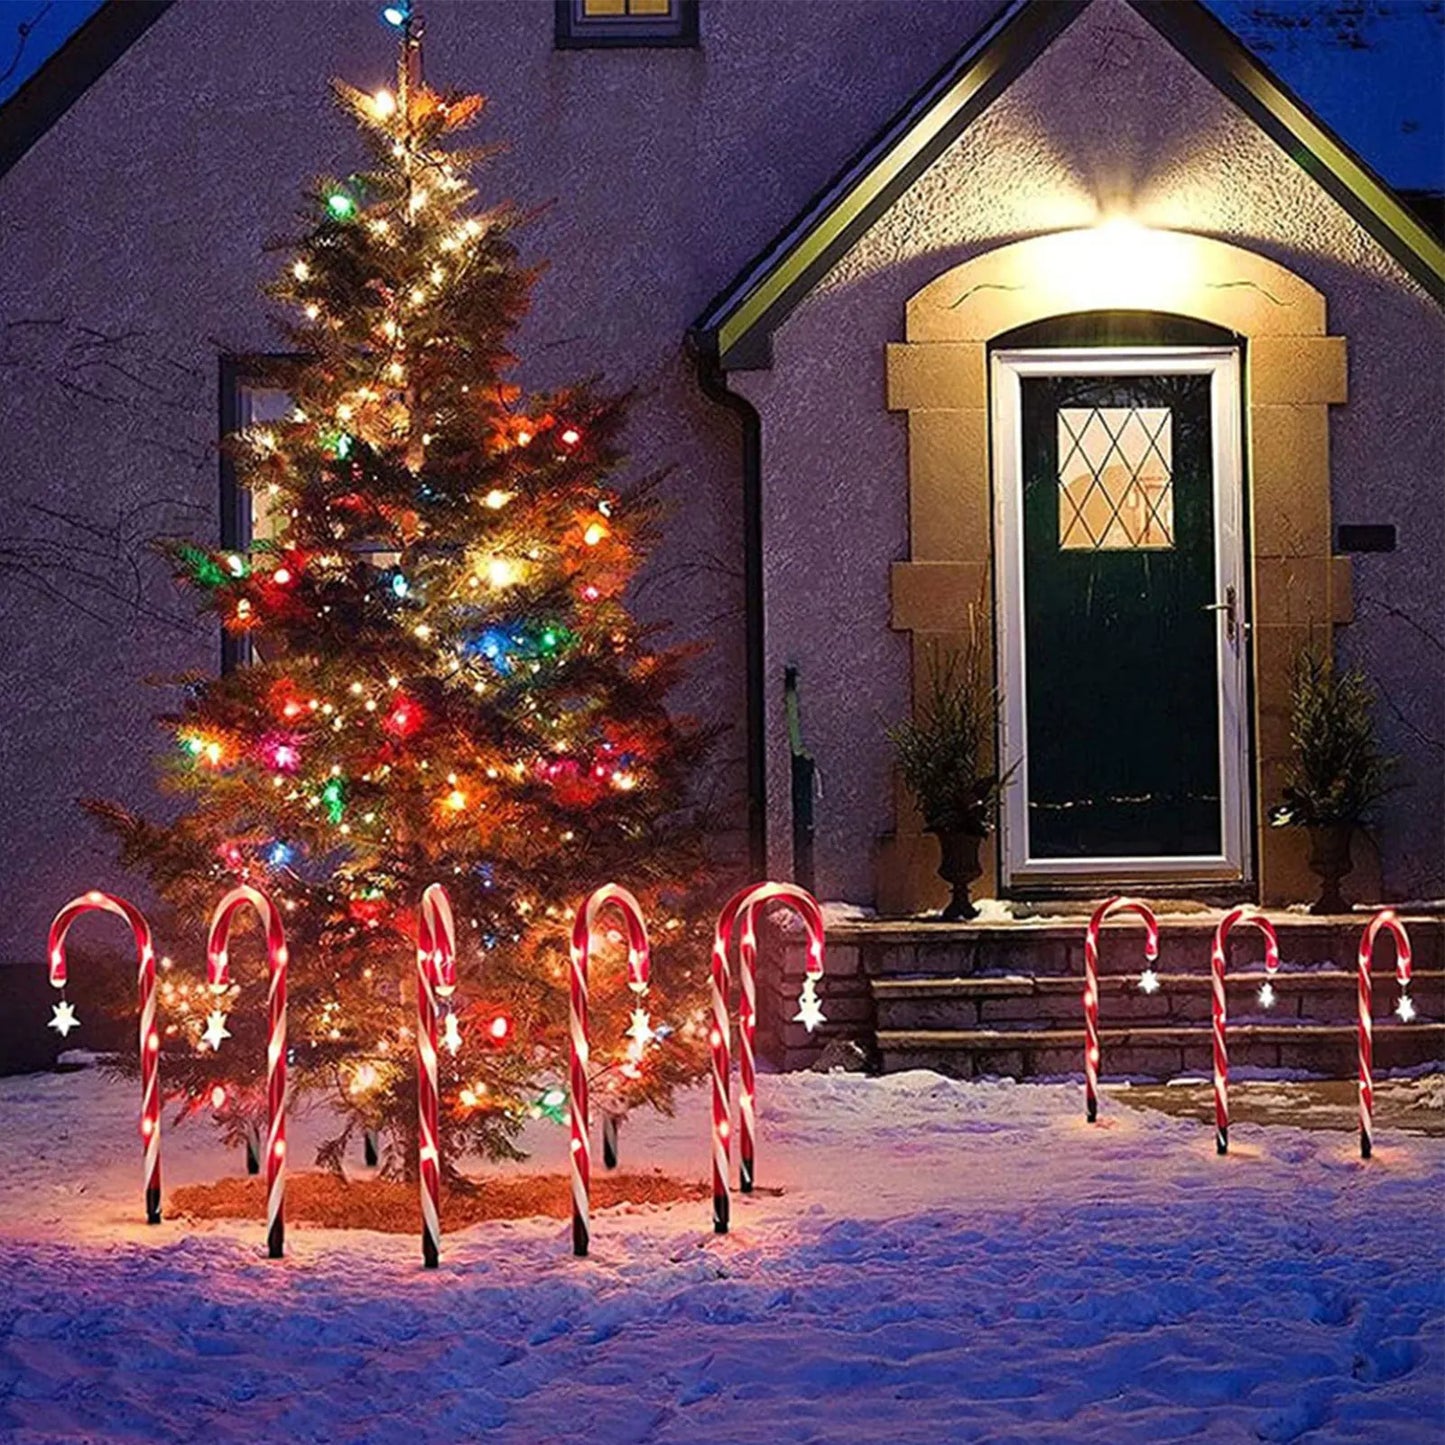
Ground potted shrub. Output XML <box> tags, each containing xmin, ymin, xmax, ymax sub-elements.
<box><xmin>1269</xmin><ymin>647</ymin><xmax>1393</xmax><ymax>914</ymax></box>
<box><xmin>889</xmin><ymin>643</ymin><xmax>1014</xmax><ymax>920</ymax></box>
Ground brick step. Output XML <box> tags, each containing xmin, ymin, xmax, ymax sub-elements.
<box><xmin>834</xmin><ymin>916</ymin><xmax>1444</xmax><ymax>980</ymax></box>
<box><xmin>872</xmin><ymin>970</ymin><xmax>1445</xmax><ymax>1032</ymax></box>
<box><xmin>876</xmin><ymin>1022</ymin><xmax>1445</xmax><ymax>1081</ymax></box>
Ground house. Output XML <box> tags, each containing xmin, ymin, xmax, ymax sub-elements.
<box><xmin>1</xmin><ymin>0</ymin><xmax>1441</xmax><ymax>1007</ymax></box>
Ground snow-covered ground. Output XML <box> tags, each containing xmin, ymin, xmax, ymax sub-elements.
<box><xmin>1</xmin><ymin>1064</ymin><xmax>1442</xmax><ymax>1443</ymax></box>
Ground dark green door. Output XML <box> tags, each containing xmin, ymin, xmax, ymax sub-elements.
<box><xmin>1017</xmin><ymin>369</ymin><xmax>1226</xmax><ymax>863</ymax></box>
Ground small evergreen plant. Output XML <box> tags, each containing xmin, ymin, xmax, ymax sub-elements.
<box><xmin>1271</xmin><ymin>647</ymin><xmax>1393</xmax><ymax>828</ymax></box>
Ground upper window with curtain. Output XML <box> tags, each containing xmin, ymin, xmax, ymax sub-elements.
<box><xmin>555</xmin><ymin>0</ymin><xmax>699</xmax><ymax>49</ymax></box>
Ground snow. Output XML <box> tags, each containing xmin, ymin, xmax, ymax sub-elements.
<box><xmin>1</xmin><ymin>1064</ymin><xmax>1442</xmax><ymax>1443</ymax></box>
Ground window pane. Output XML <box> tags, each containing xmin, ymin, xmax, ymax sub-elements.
<box><xmin>239</xmin><ymin>387</ymin><xmax>293</xmax><ymax>544</ymax></box>
<box><xmin>627</xmin><ymin>0</ymin><xmax>674</xmax><ymax>14</ymax></box>
<box><xmin>1058</xmin><ymin>406</ymin><xmax>1174</xmax><ymax>550</ymax></box>
<box><xmin>581</xmin><ymin>0</ymin><xmax>628</xmax><ymax>14</ymax></box>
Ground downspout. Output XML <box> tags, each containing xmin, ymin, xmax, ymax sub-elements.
<box><xmin>692</xmin><ymin>343</ymin><xmax>767</xmax><ymax>877</ymax></box>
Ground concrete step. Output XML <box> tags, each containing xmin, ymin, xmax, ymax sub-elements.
<box><xmin>872</xmin><ymin>970</ymin><xmax>1445</xmax><ymax>1033</ymax></box>
<box><xmin>876</xmin><ymin>1022</ymin><xmax>1445</xmax><ymax>1081</ymax></box>
<box><xmin>834</xmin><ymin>915</ymin><xmax>1444</xmax><ymax>980</ymax></box>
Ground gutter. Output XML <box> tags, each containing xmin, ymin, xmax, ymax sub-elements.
<box><xmin>692</xmin><ymin>341</ymin><xmax>767</xmax><ymax>877</ymax></box>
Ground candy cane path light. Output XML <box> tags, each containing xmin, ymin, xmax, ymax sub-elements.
<box><xmin>1210</xmin><ymin>907</ymin><xmax>1279</xmax><ymax>1156</ymax></box>
<box><xmin>569</xmin><ymin>885</ymin><xmax>649</xmax><ymax>1258</ymax></box>
<box><xmin>206</xmin><ymin>885</ymin><xmax>290</xmax><ymax>1258</ymax></box>
<box><xmin>47</xmin><ymin>891</ymin><xmax>163</xmax><ymax>1224</ymax></box>
<box><xmin>1082</xmin><ymin>897</ymin><xmax>1159</xmax><ymax>1123</ymax></box>
<box><xmin>416</xmin><ymin>884</ymin><xmax>458</xmax><ymax>1267</ymax></box>
<box><xmin>1357</xmin><ymin>910</ymin><xmax>1412</xmax><ymax>1161</ymax></box>
<box><xmin>708</xmin><ymin>884</ymin><xmax>760</xmax><ymax>1235</ymax></box>
<box><xmin>710</xmin><ymin>883</ymin><xmax>825</xmax><ymax>1234</ymax></box>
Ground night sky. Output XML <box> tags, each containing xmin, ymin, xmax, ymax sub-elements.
<box><xmin>1</xmin><ymin>0</ymin><xmax>1441</xmax><ymax>189</ymax></box>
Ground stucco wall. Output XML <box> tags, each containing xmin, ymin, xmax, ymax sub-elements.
<box><xmin>735</xmin><ymin>0</ymin><xmax>1443</xmax><ymax>905</ymax></box>
<box><xmin>0</xmin><ymin>0</ymin><xmax>1008</xmax><ymax>959</ymax></box>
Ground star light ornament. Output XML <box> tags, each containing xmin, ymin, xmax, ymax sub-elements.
<box><xmin>1137</xmin><ymin>968</ymin><xmax>1161</xmax><ymax>996</ymax></box>
<box><xmin>48</xmin><ymin>999</ymin><xmax>80</xmax><ymax>1038</ymax></box>
<box><xmin>793</xmin><ymin>976</ymin><xmax>826</xmax><ymax>1033</ymax></box>
<box><xmin>1395</xmin><ymin>991</ymin><xmax>1417</xmax><ymax>1024</ymax></box>
<box><xmin>202</xmin><ymin>1009</ymin><xmax>232</xmax><ymax>1051</ymax></box>
<box><xmin>441</xmin><ymin>1010</ymin><xmax>463</xmax><ymax>1056</ymax></box>
<box><xmin>624</xmin><ymin>1006</ymin><xmax>654</xmax><ymax>1058</ymax></box>
<box><xmin>1257</xmin><ymin>981</ymin><xmax>1277</xmax><ymax>1010</ymax></box>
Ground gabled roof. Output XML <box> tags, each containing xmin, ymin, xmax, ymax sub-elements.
<box><xmin>0</xmin><ymin>0</ymin><xmax>173</xmax><ymax>179</ymax></box>
<box><xmin>693</xmin><ymin>0</ymin><xmax>1445</xmax><ymax>370</ymax></box>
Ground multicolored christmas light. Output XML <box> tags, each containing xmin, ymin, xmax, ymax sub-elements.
<box><xmin>45</xmin><ymin>891</ymin><xmax>163</xmax><ymax>1224</ymax></box>
<box><xmin>82</xmin><ymin>18</ymin><xmax>713</xmax><ymax>1174</ymax></box>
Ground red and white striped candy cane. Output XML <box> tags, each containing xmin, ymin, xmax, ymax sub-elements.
<box><xmin>206</xmin><ymin>885</ymin><xmax>289</xmax><ymax>1258</ymax></box>
<box><xmin>1211</xmin><ymin>906</ymin><xmax>1279</xmax><ymax>1156</ymax></box>
<box><xmin>709</xmin><ymin>884</ymin><xmax>760</xmax><ymax>1235</ymax></box>
<box><xmin>1357</xmin><ymin>909</ymin><xmax>1412</xmax><ymax>1161</ymax></box>
<box><xmin>1082</xmin><ymin>897</ymin><xmax>1160</xmax><ymax>1123</ymax></box>
<box><xmin>47</xmin><ymin>891</ymin><xmax>162</xmax><ymax>1224</ymax></box>
<box><xmin>416</xmin><ymin>883</ymin><xmax>457</xmax><ymax>1268</ymax></box>
<box><xmin>568</xmin><ymin>885</ymin><xmax>650</xmax><ymax>1258</ymax></box>
<box><xmin>736</xmin><ymin>884</ymin><xmax>824</xmax><ymax>1211</ymax></box>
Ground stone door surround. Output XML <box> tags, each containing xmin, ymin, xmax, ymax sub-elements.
<box><xmin>880</xmin><ymin>228</ymin><xmax>1355</xmax><ymax>911</ymax></box>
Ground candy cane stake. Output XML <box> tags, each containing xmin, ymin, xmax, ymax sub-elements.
<box><xmin>1357</xmin><ymin>910</ymin><xmax>1413</xmax><ymax>1161</ymax></box>
<box><xmin>416</xmin><ymin>884</ymin><xmax>457</xmax><ymax>1268</ymax></box>
<box><xmin>569</xmin><ymin>885</ymin><xmax>650</xmax><ymax>1258</ymax></box>
<box><xmin>1211</xmin><ymin>907</ymin><xmax>1280</xmax><ymax>1156</ymax></box>
<box><xmin>736</xmin><ymin>884</ymin><xmax>825</xmax><ymax>1204</ymax></box>
<box><xmin>206</xmin><ymin>885</ymin><xmax>289</xmax><ymax>1258</ymax></box>
<box><xmin>709</xmin><ymin>884</ymin><xmax>762</xmax><ymax>1235</ymax></box>
<box><xmin>47</xmin><ymin>891</ymin><xmax>162</xmax><ymax>1224</ymax></box>
<box><xmin>1083</xmin><ymin>897</ymin><xmax>1160</xmax><ymax>1123</ymax></box>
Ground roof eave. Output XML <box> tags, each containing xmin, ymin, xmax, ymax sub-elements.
<box><xmin>695</xmin><ymin>0</ymin><xmax>1445</xmax><ymax>371</ymax></box>
<box><xmin>1130</xmin><ymin>0</ymin><xmax>1445</xmax><ymax>308</ymax></box>
<box><xmin>0</xmin><ymin>0</ymin><xmax>175</xmax><ymax>180</ymax></box>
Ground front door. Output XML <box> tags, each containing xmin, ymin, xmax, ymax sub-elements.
<box><xmin>993</xmin><ymin>348</ymin><xmax>1250</xmax><ymax>889</ymax></box>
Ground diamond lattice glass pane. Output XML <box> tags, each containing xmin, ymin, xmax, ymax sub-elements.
<box><xmin>1058</xmin><ymin>406</ymin><xmax>1174</xmax><ymax>550</ymax></box>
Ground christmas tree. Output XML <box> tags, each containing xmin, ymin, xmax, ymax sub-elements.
<box><xmin>88</xmin><ymin>21</ymin><xmax>714</xmax><ymax>1180</ymax></box>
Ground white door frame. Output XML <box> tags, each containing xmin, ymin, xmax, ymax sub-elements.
<box><xmin>992</xmin><ymin>347</ymin><xmax>1251</xmax><ymax>889</ymax></box>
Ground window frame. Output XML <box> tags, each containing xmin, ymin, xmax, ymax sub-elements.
<box><xmin>219</xmin><ymin>353</ymin><xmax>302</xmax><ymax>672</ymax></box>
<box><xmin>554</xmin><ymin>0</ymin><xmax>699</xmax><ymax>50</ymax></box>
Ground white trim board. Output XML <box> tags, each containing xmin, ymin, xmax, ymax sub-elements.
<box><xmin>991</xmin><ymin>347</ymin><xmax>1251</xmax><ymax>889</ymax></box>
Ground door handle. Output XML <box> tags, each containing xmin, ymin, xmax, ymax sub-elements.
<box><xmin>1205</xmin><ymin>585</ymin><xmax>1239</xmax><ymax>644</ymax></box>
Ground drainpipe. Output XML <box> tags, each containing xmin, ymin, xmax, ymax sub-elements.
<box><xmin>692</xmin><ymin>344</ymin><xmax>767</xmax><ymax>878</ymax></box>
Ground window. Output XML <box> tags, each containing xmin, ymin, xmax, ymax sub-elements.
<box><xmin>220</xmin><ymin>355</ymin><xmax>405</xmax><ymax>672</ymax></box>
<box><xmin>220</xmin><ymin>357</ymin><xmax>297</xmax><ymax>670</ymax></box>
<box><xmin>555</xmin><ymin>0</ymin><xmax>698</xmax><ymax>49</ymax></box>
<box><xmin>1057</xmin><ymin>406</ymin><xmax>1175</xmax><ymax>551</ymax></box>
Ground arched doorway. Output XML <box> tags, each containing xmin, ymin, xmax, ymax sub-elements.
<box><xmin>883</xmin><ymin>227</ymin><xmax>1350</xmax><ymax>905</ymax></box>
